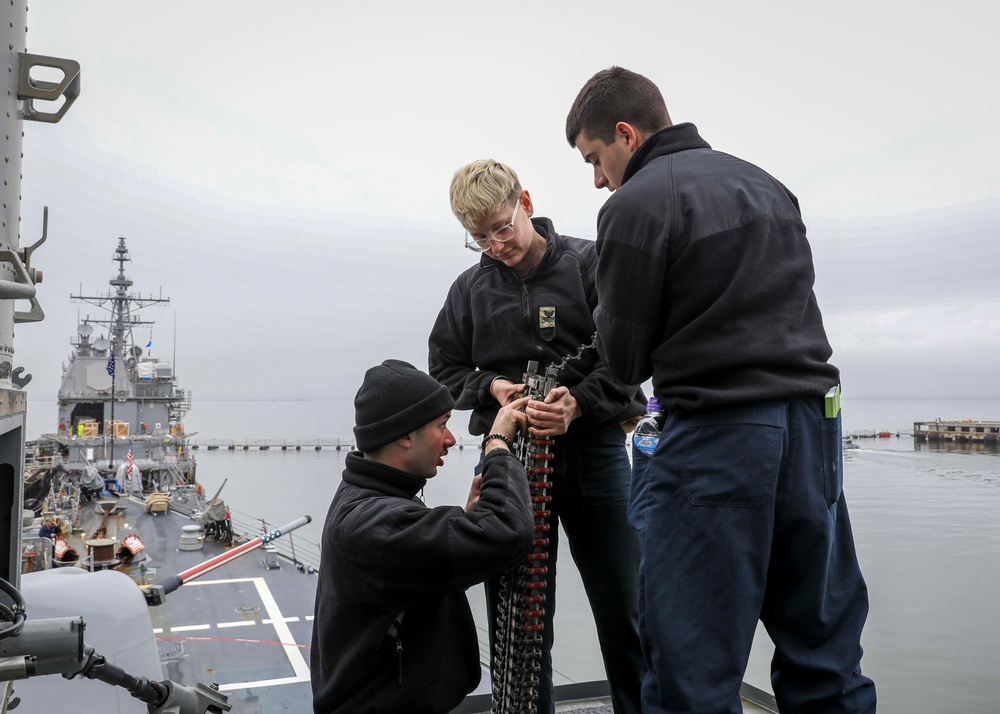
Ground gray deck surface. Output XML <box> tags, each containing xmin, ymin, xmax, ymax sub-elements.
<box><xmin>67</xmin><ymin>495</ymin><xmax>318</xmax><ymax>712</ymax></box>
<box><xmin>72</xmin><ymin>496</ymin><xmax>777</xmax><ymax>713</ymax></box>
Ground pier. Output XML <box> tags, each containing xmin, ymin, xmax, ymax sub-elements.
<box><xmin>189</xmin><ymin>437</ymin><xmax>483</xmax><ymax>452</ymax></box>
<box><xmin>912</xmin><ymin>419</ymin><xmax>1000</xmax><ymax>444</ymax></box>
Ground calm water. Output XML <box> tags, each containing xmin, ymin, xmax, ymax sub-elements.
<box><xmin>27</xmin><ymin>397</ymin><xmax>1000</xmax><ymax>711</ymax></box>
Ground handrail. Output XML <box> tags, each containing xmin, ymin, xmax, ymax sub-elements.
<box><xmin>227</xmin><ymin>510</ymin><xmax>322</xmax><ymax>574</ymax></box>
<box><xmin>166</xmin><ymin>497</ymin><xmax>322</xmax><ymax>575</ymax></box>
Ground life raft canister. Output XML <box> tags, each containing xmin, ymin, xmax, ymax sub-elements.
<box><xmin>54</xmin><ymin>537</ymin><xmax>79</xmax><ymax>564</ymax></box>
<box><xmin>117</xmin><ymin>533</ymin><xmax>146</xmax><ymax>562</ymax></box>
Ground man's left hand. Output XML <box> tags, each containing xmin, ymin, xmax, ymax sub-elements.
<box><xmin>526</xmin><ymin>386</ymin><xmax>582</xmax><ymax>437</ymax></box>
<box><xmin>465</xmin><ymin>474</ymin><xmax>483</xmax><ymax>512</ymax></box>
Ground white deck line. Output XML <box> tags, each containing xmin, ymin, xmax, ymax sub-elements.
<box><xmin>217</xmin><ymin>620</ymin><xmax>256</xmax><ymax>628</ymax></box>
<box><xmin>171</xmin><ymin>624</ymin><xmax>212</xmax><ymax>632</ymax></box>
<box><xmin>185</xmin><ymin>576</ymin><xmax>311</xmax><ymax>690</ymax></box>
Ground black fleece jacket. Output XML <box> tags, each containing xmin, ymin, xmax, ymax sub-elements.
<box><xmin>310</xmin><ymin>449</ymin><xmax>532</xmax><ymax>714</ymax></box>
<box><xmin>429</xmin><ymin>219</ymin><xmax>645</xmax><ymax>436</ymax></box>
<box><xmin>594</xmin><ymin>123</ymin><xmax>840</xmax><ymax>414</ymax></box>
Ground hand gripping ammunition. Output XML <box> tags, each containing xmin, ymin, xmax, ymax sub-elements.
<box><xmin>491</xmin><ymin>359</ymin><xmax>559</xmax><ymax>714</ymax></box>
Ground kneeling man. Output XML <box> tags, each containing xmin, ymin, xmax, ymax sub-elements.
<box><xmin>311</xmin><ymin>359</ymin><xmax>534</xmax><ymax>714</ymax></box>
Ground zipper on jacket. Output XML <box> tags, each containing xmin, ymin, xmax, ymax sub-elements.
<box><xmin>388</xmin><ymin>612</ymin><xmax>405</xmax><ymax>686</ymax></box>
<box><xmin>395</xmin><ymin>637</ymin><xmax>403</xmax><ymax>685</ymax></box>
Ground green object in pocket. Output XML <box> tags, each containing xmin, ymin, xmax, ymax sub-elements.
<box><xmin>825</xmin><ymin>384</ymin><xmax>841</xmax><ymax>418</ymax></box>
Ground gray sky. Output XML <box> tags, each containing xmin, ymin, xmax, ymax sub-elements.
<box><xmin>14</xmin><ymin>0</ymin><xmax>999</xmax><ymax>420</ymax></box>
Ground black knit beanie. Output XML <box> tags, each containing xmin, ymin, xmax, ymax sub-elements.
<box><xmin>353</xmin><ymin>359</ymin><xmax>455</xmax><ymax>452</ymax></box>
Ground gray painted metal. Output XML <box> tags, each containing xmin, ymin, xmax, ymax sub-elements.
<box><xmin>2</xmin><ymin>0</ymin><xmax>39</xmax><ymax>594</ymax></box>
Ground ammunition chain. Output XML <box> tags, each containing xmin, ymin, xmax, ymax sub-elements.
<box><xmin>491</xmin><ymin>361</ymin><xmax>557</xmax><ymax>713</ymax></box>
<box><xmin>491</xmin><ymin>338</ymin><xmax>599</xmax><ymax>713</ymax></box>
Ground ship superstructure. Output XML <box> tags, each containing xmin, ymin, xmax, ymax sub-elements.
<box><xmin>47</xmin><ymin>236</ymin><xmax>194</xmax><ymax>488</ymax></box>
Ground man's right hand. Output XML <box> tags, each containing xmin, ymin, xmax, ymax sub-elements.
<box><xmin>491</xmin><ymin>378</ymin><xmax>527</xmax><ymax>406</ymax></box>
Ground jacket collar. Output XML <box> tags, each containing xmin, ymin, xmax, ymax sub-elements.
<box><xmin>622</xmin><ymin>122</ymin><xmax>712</xmax><ymax>186</ymax></box>
<box><xmin>343</xmin><ymin>451</ymin><xmax>426</xmax><ymax>499</ymax></box>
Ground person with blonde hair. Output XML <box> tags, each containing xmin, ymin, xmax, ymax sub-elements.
<box><xmin>38</xmin><ymin>518</ymin><xmax>60</xmax><ymax>539</ymax></box>
<box><xmin>428</xmin><ymin>159</ymin><xmax>646</xmax><ymax>714</ymax></box>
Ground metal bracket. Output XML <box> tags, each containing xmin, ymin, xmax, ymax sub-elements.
<box><xmin>11</xmin><ymin>367</ymin><xmax>31</xmax><ymax>389</ymax></box>
<box><xmin>19</xmin><ymin>206</ymin><xmax>48</xmax><ymax>286</ymax></box>
<box><xmin>17</xmin><ymin>53</ymin><xmax>81</xmax><ymax>123</ymax></box>
<box><xmin>0</xmin><ymin>249</ymin><xmax>44</xmax><ymax>323</ymax></box>
<box><xmin>0</xmin><ymin>207</ymin><xmax>48</xmax><ymax>324</ymax></box>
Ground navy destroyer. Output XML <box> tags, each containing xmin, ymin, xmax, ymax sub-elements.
<box><xmin>26</xmin><ymin>236</ymin><xmax>196</xmax><ymax>512</ymax></box>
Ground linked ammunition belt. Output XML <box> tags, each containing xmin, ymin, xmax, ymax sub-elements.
<box><xmin>491</xmin><ymin>359</ymin><xmax>558</xmax><ymax>714</ymax></box>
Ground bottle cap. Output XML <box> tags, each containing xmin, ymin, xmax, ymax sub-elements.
<box><xmin>647</xmin><ymin>396</ymin><xmax>663</xmax><ymax>413</ymax></box>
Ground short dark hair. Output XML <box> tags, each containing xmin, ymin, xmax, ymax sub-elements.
<box><xmin>565</xmin><ymin>66</ymin><xmax>671</xmax><ymax>146</ymax></box>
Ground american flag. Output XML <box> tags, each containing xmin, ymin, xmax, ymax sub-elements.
<box><xmin>106</xmin><ymin>352</ymin><xmax>115</xmax><ymax>377</ymax></box>
<box><xmin>127</xmin><ymin>448</ymin><xmax>134</xmax><ymax>476</ymax></box>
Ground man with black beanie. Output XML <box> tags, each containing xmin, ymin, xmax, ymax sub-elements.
<box><xmin>311</xmin><ymin>359</ymin><xmax>535</xmax><ymax>714</ymax></box>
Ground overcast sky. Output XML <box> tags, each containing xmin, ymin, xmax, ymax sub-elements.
<box><xmin>13</xmin><ymin>0</ymin><xmax>999</xmax><ymax>424</ymax></box>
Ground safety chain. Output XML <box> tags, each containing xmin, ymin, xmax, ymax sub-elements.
<box><xmin>491</xmin><ymin>335</ymin><xmax>597</xmax><ymax>713</ymax></box>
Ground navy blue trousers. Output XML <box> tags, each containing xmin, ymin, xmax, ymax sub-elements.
<box><xmin>483</xmin><ymin>423</ymin><xmax>645</xmax><ymax>714</ymax></box>
<box><xmin>632</xmin><ymin>397</ymin><xmax>876</xmax><ymax>713</ymax></box>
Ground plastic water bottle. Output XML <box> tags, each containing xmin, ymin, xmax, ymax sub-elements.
<box><xmin>630</xmin><ymin>396</ymin><xmax>664</xmax><ymax>532</ymax></box>
<box><xmin>631</xmin><ymin>396</ymin><xmax>664</xmax><ymax>477</ymax></box>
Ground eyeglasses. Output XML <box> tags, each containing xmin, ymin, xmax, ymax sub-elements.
<box><xmin>464</xmin><ymin>199</ymin><xmax>520</xmax><ymax>253</ymax></box>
